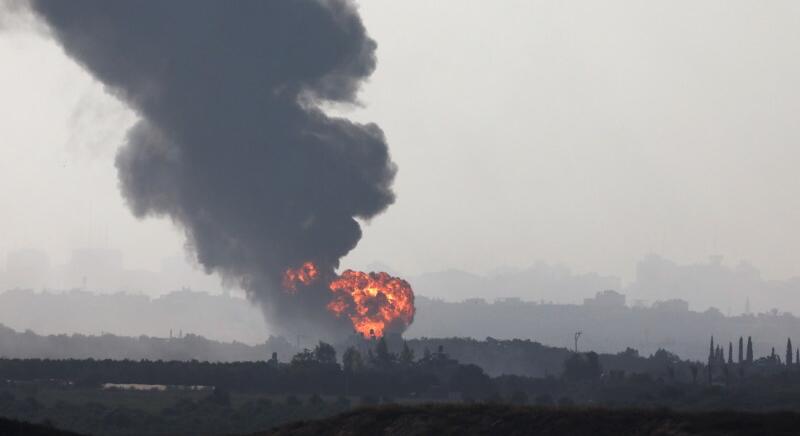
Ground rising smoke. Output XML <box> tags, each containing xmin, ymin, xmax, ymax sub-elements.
<box><xmin>29</xmin><ymin>0</ymin><xmax>397</xmax><ymax>339</ymax></box>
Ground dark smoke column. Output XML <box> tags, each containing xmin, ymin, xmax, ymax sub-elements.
<box><xmin>31</xmin><ymin>0</ymin><xmax>396</xmax><ymax>339</ymax></box>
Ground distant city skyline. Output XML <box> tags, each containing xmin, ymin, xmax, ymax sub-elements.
<box><xmin>2</xmin><ymin>245</ymin><xmax>798</xmax><ymax>317</ymax></box>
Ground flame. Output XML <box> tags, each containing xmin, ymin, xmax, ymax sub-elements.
<box><xmin>281</xmin><ymin>261</ymin><xmax>319</xmax><ymax>292</ymax></box>
<box><xmin>327</xmin><ymin>270</ymin><xmax>415</xmax><ymax>338</ymax></box>
<box><xmin>281</xmin><ymin>262</ymin><xmax>415</xmax><ymax>337</ymax></box>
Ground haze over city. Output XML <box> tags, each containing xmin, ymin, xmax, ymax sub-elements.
<box><xmin>2</xmin><ymin>2</ymin><xmax>800</xmax><ymax>435</ymax></box>
<box><xmin>3</xmin><ymin>1</ymin><xmax>800</xmax><ymax>302</ymax></box>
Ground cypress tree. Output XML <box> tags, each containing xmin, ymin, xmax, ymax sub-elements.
<box><xmin>787</xmin><ymin>338</ymin><xmax>793</xmax><ymax>366</ymax></box>
<box><xmin>728</xmin><ymin>342</ymin><xmax>733</xmax><ymax>364</ymax></box>
<box><xmin>709</xmin><ymin>336</ymin><xmax>715</xmax><ymax>364</ymax></box>
<box><xmin>707</xmin><ymin>337</ymin><xmax>715</xmax><ymax>383</ymax></box>
<box><xmin>746</xmin><ymin>336</ymin><xmax>753</xmax><ymax>363</ymax></box>
<box><xmin>738</xmin><ymin>337</ymin><xmax>743</xmax><ymax>363</ymax></box>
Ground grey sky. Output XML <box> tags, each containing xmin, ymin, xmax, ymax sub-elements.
<box><xmin>1</xmin><ymin>0</ymin><xmax>800</xmax><ymax>295</ymax></box>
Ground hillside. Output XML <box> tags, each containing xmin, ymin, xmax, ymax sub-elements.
<box><xmin>263</xmin><ymin>404</ymin><xmax>800</xmax><ymax>436</ymax></box>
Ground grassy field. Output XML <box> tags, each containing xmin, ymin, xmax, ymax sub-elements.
<box><xmin>0</xmin><ymin>382</ymin><xmax>356</xmax><ymax>435</ymax></box>
<box><xmin>7</xmin><ymin>383</ymin><xmax>800</xmax><ymax>435</ymax></box>
<box><xmin>2</xmin><ymin>382</ymin><xmax>352</xmax><ymax>412</ymax></box>
<box><xmin>0</xmin><ymin>416</ymin><xmax>82</xmax><ymax>436</ymax></box>
<box><xmin>263</xmin><ymin>404</ymin><xmax>800</xmax><ymax>436</ymax></box>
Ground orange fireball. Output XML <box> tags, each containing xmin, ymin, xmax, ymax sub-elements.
<box><xmin>282</xmin><ymin>261</ymin><xmax>319</xmax><ymax>292</ymax></box>
<box><xmin>327</xmin><ymin>270</ymin><xmax>415</xmax><ymax>338</ymax></box>
<box><xmin>281</xmin><ymin>262</ymin><xmax>415</xmax><ymax>337</ymax></box>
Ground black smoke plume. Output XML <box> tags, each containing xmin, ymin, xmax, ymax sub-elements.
<box><xmin>30</xmin><ymin>0</ymin><xmax>397</xmax><ymax>339</ymax></box>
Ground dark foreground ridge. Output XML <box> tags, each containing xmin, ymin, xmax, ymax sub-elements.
<box><xmin>0</xmin><ymin>416</ymin><xmax>82</xmax><ymax>436</ymax></box>
<box><xmin>262</xmin><ymin>404</ymin><xmax>800</xmax><ymax>436</ymax></box>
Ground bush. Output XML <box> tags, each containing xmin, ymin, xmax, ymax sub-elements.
<box><xmin>206</xmin><ymin>387</ymin><xmax>231</xmax><ymax>407</ymax></box>
<box><xmin>535</xmin><ymin>394</ymin><xmax>554</xmax><ymax>406</ymax></box>
<box><xmin>360</xmin><ymin>395</ymin><xmax>379</xmax><ymax>406</ymax></box>
<box><xmin>286</xmin><ymin>395</ymin><xmax>302</xmax><ymax>407</ymax></box>
<box><xmin>336</xmin><ymin>396</ymin><xmax>351</xmax><ymax>408</ymax></box>
<box><xmin>563</xmin><ymin>352</ymin><xmax>602</xmax><ymax>381</ymax></box>
<box><xmin>483</xmin><ymin>393</ymin><xmax>504</xmax><ymax>404</ymax></box>
<box><xmin>510</xmin><ymin>391</ymin><xmax>529</xmax><ymax>405</ymax></box>
<box><xmin>308</xmin><ymin>393</ymin><xmax>324</xmax><ymax>407</ymax></box>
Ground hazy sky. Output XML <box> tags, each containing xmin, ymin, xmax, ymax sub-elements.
<box><xmin>2</xmin><ymin>1</ymin><xmax>800</xmax><ymax>290</ymax></box>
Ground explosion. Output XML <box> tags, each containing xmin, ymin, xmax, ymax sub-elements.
<box><xmin>282</xmin><ymin>263</ymin><xmax>415</xmax><ymax>338</ymax></box>
<box><xmin>281</xmin><ymin>262</ymin><xmax>319</xmax><ymax>293</ymax></box>
<box><xmin>29</xmin><ymin>0</ymin><xmax>397</xmax><ymax>340</ymax></box>
<box><xmin>328</xmin><ymin>270</ymin><xmax>415</xmax><ymax>338</ymax></box>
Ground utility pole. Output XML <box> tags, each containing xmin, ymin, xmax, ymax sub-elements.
<box><xmin>574</xmin><ymin>331</ymin><xmax>582</xmax><ymax>353</ymax></box>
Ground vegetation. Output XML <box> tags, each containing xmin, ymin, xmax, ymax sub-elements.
<box><xmin>2</xmin><ymin>335</ymin><xmax>800</xmax><ymax>434</ymax></box>
<box><xmin>0</xmin><ymin>415</ymin><xmax>81</xmax><ymax>435</ymax></box>
<box><xmin>263</xmin><ymin>404</ymin><xmax>800</xmax><ymax>436</ymax></box>
<box><xmin>0</xmin><ymin>383</ymin><xmax>348</xmax><ymax>436</ymax></box>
